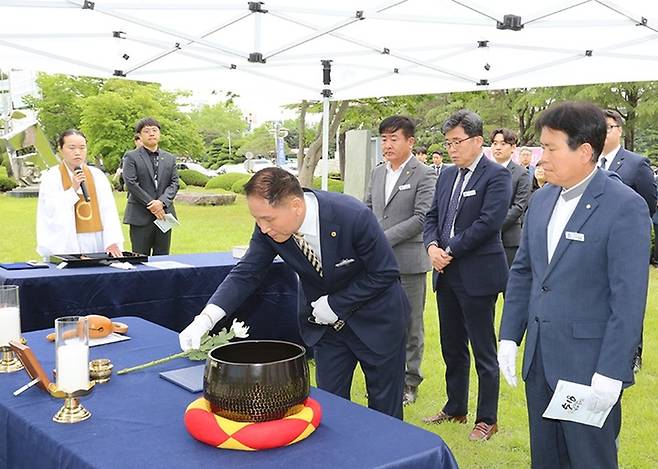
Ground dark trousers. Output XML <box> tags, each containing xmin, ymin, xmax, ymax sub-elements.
<box><xmin>129</xmin><ymin>223</ymin><xmax>172</xmax><ymax>256</ymax></box>
<box><xmin>525</xmin><ymin>340</ymin><xmax>621</xmax><ymax>469</ymax></box>
<box><xmin>436</xmin><ymin>268</ymin><xmax>499</xmax><ymax>424</ymax></box>
<box><xmin>504</xmin><ymin>246</ymin><xmax>518</xmax><ymax>270</ymax></box>
<box><xmin>313</xmin><ymin>324</ymin><xmax>405</xmax><ymax>420</ymax></box>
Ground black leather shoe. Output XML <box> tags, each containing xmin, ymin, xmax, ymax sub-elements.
<box><xmin>402</xmin><ymin>385</ymin><xmax>418</xmax><ymax>406</ymax></box>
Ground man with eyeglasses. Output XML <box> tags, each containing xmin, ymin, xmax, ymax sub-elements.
<box><xmin>422</xmin><ymin>110</ymin><xmax>511</xmax><ymax>441</ymax></box>
<box><xmin>599</xmin><ymin>109</ymin><xmax>656</xmax><ymax>372</ymax></box>
<box><xmin>491</xmin><ymin>128</ymin><xmax>531</xmax><ymax>268</ymax></box>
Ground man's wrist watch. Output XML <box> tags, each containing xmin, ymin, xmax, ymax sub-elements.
<box><xmin>445</xmin><ymin>246</ymin><xmax>453</xmax><ymax>256</ymax></box>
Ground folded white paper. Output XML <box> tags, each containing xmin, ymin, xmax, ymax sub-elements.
<box><xmin>89</xmin><ymin>333</ymin><xmax>130</xmax><ymax>347</ymax></box>
<box><xmin>143</xmin><ymin>261</ymin><xmax>193</xmax><ymax>270</ymax></box>
<box><xmin>542</xmin><ymin>379</ymin><xmax>613</xmax><ymax>428</ymax></box>
<box><xmin>154</xmin><ymin>213</ymin><xmax>180</xmax><ymax>233</ymax></box>
<box><xmin>108</xmin><ymin>261</ymin><xmax>136</xmax><ymax>270</ymax></box>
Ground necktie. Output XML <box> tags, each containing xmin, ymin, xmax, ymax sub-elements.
<box><xmin>439</xmin><ymin>168</ymin><xmax>469</xmax><ymax>247</ymax></box>
<box><xmin>598</xmin><ymin>157</ymin><xmax>607</xmax><ymax>169</ymax></box>
<box><xmin>293</xmin><ymin>232</ymin><xmax>323</xmax><ymax>277</ymax></box>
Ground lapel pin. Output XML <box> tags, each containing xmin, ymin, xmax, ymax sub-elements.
<box><xmin>331</xmin><ymin>231</ymin><xmax>337</xmax><ymax>237</ymax></box>
<box><xmin>586</xmin><ymin>204</ymin><xmax>591</xmax><ymax>209</ymax></box>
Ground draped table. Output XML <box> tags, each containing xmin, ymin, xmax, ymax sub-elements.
<box><xmin>0</xmin><ymin>252</ymin><xmax>301</xmax><ymax>345</ymax></box>
<box><xmin>0</xmin><ymin>317</ymin><xmax>458</xmax><ymax>469</ymax></box>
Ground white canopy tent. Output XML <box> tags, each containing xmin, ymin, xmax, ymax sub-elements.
<box><xmin>2</xmin><ymin>0</ymin><xmax>658</xmax><ymax>187</ymax></box>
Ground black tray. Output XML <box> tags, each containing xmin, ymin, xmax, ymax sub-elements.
<box><xmin>49</xmin><ymin>251</ymin><xmax>148</xmax><ymax>267</ymax></box>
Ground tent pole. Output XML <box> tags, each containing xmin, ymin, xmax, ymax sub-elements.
<box><xmin>321</xmin><ymin>95</ymin><xmax>330</xmax><ymax>191</ymax></box>
<box><xmin>321</xmin><ymin>60</ymin><xmax>332</xmax><ymax>191</ymax></box>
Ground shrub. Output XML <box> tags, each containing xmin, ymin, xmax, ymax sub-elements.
<box><xmin>178</xmin><ymin>169</ymin><xmax>210</xmax><ymax>187</ymax></box>
<box><xmin>230</xmin><ymin>176</ymin><xmax>251</xmax><ymax>194</ymax></box>
<box><xmin>178</xmin><ymin>178</ymin><xmax>187</xmax><ymax>190</ymax></box>
<box><xmin>206</xmin><ymin>173</ymin><xmax>249</xmax><ymax>190</ymax></box>
<box><xmin>0</xmin><ymin>175</ymin><xmax>18</xmax><ymax>192</ymax></box>
<box><xmin>1</xmin><ymin>157</ymin><xmax>11</xmax><ymax>176</ymax></box>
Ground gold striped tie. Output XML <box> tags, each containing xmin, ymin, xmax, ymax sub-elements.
<box><xmin>293</xmin><ymin>232</ymin><xmax>323</xmax><ymax>277</ymax></box>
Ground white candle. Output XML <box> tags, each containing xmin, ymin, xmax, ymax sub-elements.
<box><xmin>56</xmin><ymin>342</ymin><xmax>89</xmax><ymax>393</ymax></box>
<box><xmin>0</xmin><ymin>306</ymin><xmax>21</xmax><ymax>347</ymax></box>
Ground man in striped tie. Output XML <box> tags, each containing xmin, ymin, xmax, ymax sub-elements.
<box><xmin>180</xmin><ymin>168</ymin><xmax>411</xmax><ymax>419</ymax></box>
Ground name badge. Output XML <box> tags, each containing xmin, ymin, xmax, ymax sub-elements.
<box><xmin>462</xmin><ymin>190</ymin><xmax>476</xmax><ymax>197</ymax></box>
<box><xmin>565</xmin><ymin>231</ymin><xmax>585</xmax><ymax>242</ymax></box>
<box><xmin>398</xmin><ymin>184</ymin><xmax>411</xmax><ymax>191</ymax></box>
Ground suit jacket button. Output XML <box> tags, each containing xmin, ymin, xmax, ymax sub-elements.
<box><xmin>383</xmin><ymin>215</ymin><xmax>388</xmax><ymax>219</ymax></box>
<box><xmin>541</xmin><ymin>286</ymin><xmax>549</xmax><ymax>292</ymax></box>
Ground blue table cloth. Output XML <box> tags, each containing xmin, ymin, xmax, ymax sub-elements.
<box><xmin>0</xmin><ymin>317</ymin><xmax>458</xmax><ymax>469</ymax></box>
<box><xmin>0</xmin><ymin>252</ymin><xmax>301</xmax><ymax>345</ymax></box>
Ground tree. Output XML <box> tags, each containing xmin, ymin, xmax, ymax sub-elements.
<box><xmin>24</xmin><ymin>73</ymin><xmax>102</xmax><ymax>143</ymax></box>
<box><xmin>79</xmin><ymin>79</ymin><xmax>204</xmax><ymax>173</ymax></box>
<box><xmin>298</xmin><ymin>100</ymin><xmax>350</xmax><ymax>186</ymax></box>
<box><xmin>571</xmin><ymin>82</ymin><xmax>658</xmax><ymax>152</ymax></box>
<box><xmin>189</xmin><ymin>101</ymin><xmax>247</xmax><ymax>146</ymax></box>
<box><xmin>238</xmin><ymin>123</ymin><xmax>281</xmax><ymax>158</ymax></box>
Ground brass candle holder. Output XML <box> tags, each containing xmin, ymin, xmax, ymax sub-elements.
<box><xmin>48</xmin><ymin>381</ymin><xmax>95</xmax><ymax>424</ymax></box>
<box><xmin>89</xmin><ymin>358</ymin><xmax>113</xmax><ymax>384</ymax></box>
<box><xmin>0</xmin><ymin>343</ymin><xmax>25</xmax><ymax>373</ymax></box>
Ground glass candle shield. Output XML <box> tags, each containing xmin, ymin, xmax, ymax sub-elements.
<box><xmin>55</xmin><ymin>316</ymin><xmax>90</xmax><ymax>393</ymax></box>
<box><xmin>0</xmin><ymin>285</ymin><xmax>21</xmax><ymax>347</ymax></box>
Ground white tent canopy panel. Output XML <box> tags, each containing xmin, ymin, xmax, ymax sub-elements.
<box><xmin>2</xmin><ymin>0</ymin><xmax>658</xmax><ymax>106</ymax></box>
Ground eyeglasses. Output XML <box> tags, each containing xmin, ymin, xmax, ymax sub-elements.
<box><xmin>606</xmin><ymin>125</ymin><xmax>620</xmax><ymax>133</ymax></box>
<box><xmin>444</xmin><ymin>135</ymin><xmax>475</xmax><ymax>149</ymax></box>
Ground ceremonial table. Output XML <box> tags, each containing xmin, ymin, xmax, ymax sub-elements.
<box><xmin>0</xmin><ymin>252</ymin><xmax>301</xmax><ymax>345</ymax></box>
<box><xmin>0</xmin><ymin>317</ymin><xmax>458</xmax><ymax>469</ymax></box>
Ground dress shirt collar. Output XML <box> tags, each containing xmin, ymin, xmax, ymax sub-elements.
<box><xmin>144</xmin><ymin>147</ymin><xmax>160</xmax><ymax>157</ymax></box>
<box><xmin>560</xmin><ymin>167</ymin><xmax>597</xmax><ymax>202</ymax></box>
<box><xmin>598</xmin><ymin>145</ymin><xmax>619</xmax><ymax>169</ymax></box>
<box><xmin>298</xmin><ymin>192</ymin><xmax>319</xmax><ymax>238</ymax></box>
<box><xmin>464</xmin><ymin>153</ymin><xmax>483</xmax><ymax>173</ymax></box>
<box><xmin>386</xmin><ymin>153</ymin><xmax>414</xmax><ymax>173</ymax></box>
<box><xmin>498</xmin><ymin>158</ymin><xmax>512</xmax><ymax>168</ymax></box>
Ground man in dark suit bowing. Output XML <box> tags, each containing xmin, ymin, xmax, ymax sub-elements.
<box><xmin>491</xmin><ymin>128</ymin><xmax>531</xmax><ymax>268</ymax></box>
<box><xmin>179</xmin><ymin>168</ymin><xmax>410</xmax><ymax>419</ymax></box>
<box><xmin>499</xmin><ymin>102</ymin><xmax>650</xmax><ymax>468</ymax></box>
<box><xmin>122</xmin><ymin>117</ymin><xmax>180</xmax><ymax>255</ymax></box>
<box><xmin>422</xmin><ymin>110</ymin><xmax>511</xmax><ymax>441</ymax></box>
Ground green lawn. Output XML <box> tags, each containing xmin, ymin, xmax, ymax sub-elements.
<box><xmin>1</xmin><ymin>191</ymin><xmax>657</xmax><ymax>468</ymax></box>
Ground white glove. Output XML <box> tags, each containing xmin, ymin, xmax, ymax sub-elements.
<box><xmin>178</xmin><ymin>304</ymin><xmax>226</xmax><ymax>351</ymax></box>
<box><xmin>498</xmin><ymin>340</ymin><xmax>518</xmax><ymax>387</ymax></box>
<box><xmin>588</xmin><ymin>372</ymin><xmax>622</xmax><ymax>413</ymax></box>
<box><xmin>310</xmin><ymin>295</ymin><xmax>338</xmax><ymax>325</ymax></box>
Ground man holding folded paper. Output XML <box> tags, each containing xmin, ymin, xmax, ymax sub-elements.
<box><xmin>122</xmin><ymin>117</ymin><xmax>179</xmax><ymax>255</ymax></box>
<box><xmin>36</xmin><ymin>129</ymin><xmax>123</xmax><ymax>259</ymax></box>
<box><xmin>499</xmin><ymin>102</ymin><xmax>650</xmax><ymax>468</ymax></box>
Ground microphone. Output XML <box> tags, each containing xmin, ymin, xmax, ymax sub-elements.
<box><xmin>74</xmin><ymin>166</ymin><xmax>90</xmax><ymax>202</ymax></box>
